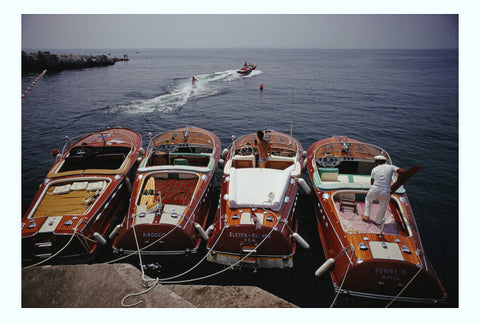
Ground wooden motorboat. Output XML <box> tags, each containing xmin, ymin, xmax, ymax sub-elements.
<box><xmin>237</xmin><ymin>63</ymin><xmax>257</xmax><ymax>75</ymax></box>
<box><xmin>306</xmin><ymin>136</ymin><xmax>447</xmax><ymax>304</ymax></box>
<box><xmin>111</xmin><ymin>127</ymin><xmax>221</xmax><ymax>256</ymax></box>
<box><xmin>22</xmin><ymin>127</ymin><xmax>143</xmax><ymax>265</ymax></box>
<box><xmin>206</xmin><ymin>129</ymin><xmax>310</xmax><ymax>269</ymax></box>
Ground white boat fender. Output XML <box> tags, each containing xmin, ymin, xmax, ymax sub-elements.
<box><xmin>302</xmin><ymin>159</ymin><xmax>308</xmax><ymax>170</ymax></box>
<box><xmin>292</xmin><ymin>232</ymin><xmax>310</xmax><ymax>249</ymax></box>
<box><xmin>139</xmin><ymin>147</ymin><xmax>145</xmax><ymax>156</ymax></box>
<box><xmin>297</xmin><ymin>178</ymin><xmax>311</xmax><ymax>195</ymax></box>
<box><xmin>93</xmin><ymin>232</ymin><xmax>107</xmax><ymax>246</ymax></box>
<box><xmin>221</xmin><ymin>148</ymin><xmax>229</xmax><ymax>159</ymax></box>
<box><xmin>315</xmin><ymin>258</ymin><xmax>336</xmax><ymax>277</ymax></box>
<box><xmin>108</xmin><ymin>224</ymin><xmax>122</xmax><ymax>240</ymax></box>
<box><xmin>195</xmin><ymin>223</ymin><xmax>209</xmax><ymax>241</ymax></box>
<box><xmin>218</xmin><ymin>159</ymin><xmax>225</xmax><ymax>169</ymax></box>
<box><xmin>205</xmin><ymin>224</ymin><xmax>214</xmax><ymax>236</ymax></box>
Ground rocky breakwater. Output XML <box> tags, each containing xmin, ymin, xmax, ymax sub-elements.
<box><xmin>22</xmin><ymin>51</ymin><xmax>121</xmax><ymax>74</ymax></box>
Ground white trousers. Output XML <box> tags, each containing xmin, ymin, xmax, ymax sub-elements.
<box><xmin>365</xmin><ymin>188</ymin><xmax>390</xmax><ymax>225</ymax></box>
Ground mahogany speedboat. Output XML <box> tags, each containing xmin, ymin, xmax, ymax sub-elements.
<box><xmin>111</xmin><ymin>127</ymin><xmax>221</xmax><ymax>256</ymax></box>
<box><xmin>22</xmin><ymin>127</ymin><xmax>143</xmax><ymax>265</ymax></box>
<box><xmin>206</xmin><ymin>129</ymin><xmax>310</xmax><ymax>269</ymax></box>
<box><xmin>306</xmin><ymin>136</ymin><xmax>447</xmax><ymax>304</ymax></box>
<box><xmin>237</xmin><ymin>63</ymin><xmax>257</xmax><ymax>75</ymax></box>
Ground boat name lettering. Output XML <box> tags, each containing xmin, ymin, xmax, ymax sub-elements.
<box><xmin>142</xmin><ymin>232</ymin><xmax>166</xmax><ymax>238</ymax></box>
<box><xmin>228</xmin><ymin>232</ymin><xmax>271</xmax><ymax>239</ymax></box>
<box><xmin>375</xmin><ymin>267</ymin><xmax>407</xmax><ymax>281</ymax></box>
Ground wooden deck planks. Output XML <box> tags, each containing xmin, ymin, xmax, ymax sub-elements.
<box><xmin>32</xmin><ymin>187</ymin><xmax>94</xmax><ymax>218</ymax></box>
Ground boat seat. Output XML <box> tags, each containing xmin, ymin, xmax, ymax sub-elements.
<box><xmin>87</xmin><ymin>181</ymin><xmax>106</xmax><ymax>192</ymax></box>
<box><xmin>173</xmin><ymin>158</ymin><xmax>189</xmax><ymax>166</ymax></box>
<box><xmin>53</xmin><ymin>184</ymin><xmax>71</xmax><ymax>195</ymax></box>
<box><xmin>70</xmin><ymin>181</ymin><xmax>88</xmax><ymax>191</ymax></box>
<box><xmin>266</xmin><ymin>155</ymin><xmax>294</xmax><ymax>170</ymax></box>
<box><xmin>318</xmin><ymin>167</ymin><xmax>339</xmax><ymax>181</ymax></box>
<box><xmin>232</xmin><ymin>155</ymin><xmax>255</xmax><ymax>168</ymax></box>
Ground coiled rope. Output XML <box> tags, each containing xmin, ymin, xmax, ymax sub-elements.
<box><xmin>119</xmin><ymin>215</ymin><xmax>222</xmax><ymax>307</ymax></box>
<box><xmin>121</xmin><ymin>225</ymin><xmax>159</xmax><ymax>307</ymax></box>
<box><xmin>120</xmin><ymin>217</ymin><xmax>281</xmax><ymax>307</ymax></box>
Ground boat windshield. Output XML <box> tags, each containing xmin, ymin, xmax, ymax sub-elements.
<box><xmin>148</xmin><ymin>130</ymin><xmax>214</xmax><ymax>154</ymax></box>
<box><xmin>145</xmin><ymin>129</ymin><xmax>215</xmax><ymax>167</ymax></box>
<box><xmin>233</xmin><ymin>132</ymin><xmax>299</xmax><ymax>158</ymax></box>
<box><xmin>59</xmin><ymin>146</ymin><xmax>131</xmax><ymax>172</ymax></box>
<box><xmin>314</xmin><ymin>139</ymin><xmax>390</xmax><ymax>163</ymax></box>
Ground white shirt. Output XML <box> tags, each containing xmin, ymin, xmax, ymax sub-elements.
<box><xmin>370</xmin><ymin>163</ymin><xmax>399</xmax><ymax>192</ymax></box>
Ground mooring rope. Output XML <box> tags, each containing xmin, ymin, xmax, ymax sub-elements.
<box><xmin>106</xmin><ymin>212</ymin><xmax>192</xmax><ymax>264</ymax></box>
<box><xmin>118</xmin><ymin>219</ymin><xmax>223</xmax><ymax>307</ymax></box>
<box><xmin>121</xmin><ymin>281</ymin><xmax>159</xmax><ymax>308</ymax></box>
<box><xmin>120</xmin><ymin>225</ymin><xmax>160</xmax><ymax>307</ymax></box>
<box><xmin>120</xmin><ymin>217</ymin><xmax>280</xmax><ymax>307</ymax></box>
<box><xmin>24</xmin><ymin>219</ymin><xmax>83</xmax><ymax>269</ymax></box>
<box><xmin>329</xmin><ymin>245</ymin><xmax>354</xmax><ymax>308</ymax></box>
<box><xmin>157</xmin><ymin>223</ymin><xmax>226</xmax><ymax>282</ymax></box>
<box><xmin>161</xmin><ymin>219</ymin><xmax>280</xmax><ymax>284</ymax></box>
<box><xmin>385</xmin><ymin>265</ymin><xmax>424</xmax><ymax>307</ymax></box>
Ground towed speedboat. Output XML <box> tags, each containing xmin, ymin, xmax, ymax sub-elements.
<box><xmin>112</xmin><ymin>127</ymin><xmax>221</xmax><ymax>256</ymax></box>
<box><xmin>306</xmin><ymin>136</ymin><xmax>447</xmax><ymax>304</ymax></box>
<box><xmin>237</xmin><ymin>63</ymin><xmax>257</xmax><ymax>75</ymax></box>
<box><xmin>206</xmin><ymin>130</ymin><xmax>310</xmax><ymax>269</ymax></box>
<box><xmin>22</xmin><ymin>127</ymin><xmax>143</xmax><ymax>265</ymax></box>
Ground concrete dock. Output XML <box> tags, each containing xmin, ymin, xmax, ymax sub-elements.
<box><xmin>22</xmin><ymin>263</ymin><xmax>297</xmax><ymax>308</ymax></box>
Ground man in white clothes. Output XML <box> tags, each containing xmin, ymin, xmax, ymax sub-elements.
<box><xmin>362</xmin><ymin>155</ymin><xmax>405</xmax><ymax>225</ymax></box>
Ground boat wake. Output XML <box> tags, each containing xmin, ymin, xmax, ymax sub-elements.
<box><xmin>109</xmin><ymin>69</ymin><xmax>262</xmax><ymax>114</ymax></box>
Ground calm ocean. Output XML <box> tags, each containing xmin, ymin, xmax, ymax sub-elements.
<box><xmin>21</xmin><ymin>48</ymin><xmax>458</xmax><ymax>307</ymax></box>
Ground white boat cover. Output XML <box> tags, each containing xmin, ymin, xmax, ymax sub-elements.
<box><xmin>228</xmin><ymin>165</ymin><xmax>293</xmax><ymax>212</ymax></box>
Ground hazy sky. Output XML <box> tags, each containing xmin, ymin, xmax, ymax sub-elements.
<box><xmin>22</xmin><ymin>14</ymin><xmax>458</xmax><ymax>50</ymax></box>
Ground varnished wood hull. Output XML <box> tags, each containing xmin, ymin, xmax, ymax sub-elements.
<box><xmin>21</xmin><ymin>128</ymin><xmax>143</xmax><ymax>265</ymax></box>
<box><xmin>112</xmin><ymin>127</ymin><xmax>220</xmax><ymax>256</ymax></box>
<box><xmin>112</xmin><ymin>180</ymin><xmax>213</xmax><ymax>255</ymax></box>
<box><xmin>307</xmin><ymin>136</ymin><xmax>447</xmax><ymax>304</ymax></box>
<box><xmin>206</xmin><ymin>130</ymin><xmax>303</xmax><ymax>269</ymax></box>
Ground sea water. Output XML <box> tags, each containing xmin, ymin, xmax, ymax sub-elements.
<box><xmin>21</xmin><ymin>48</ymin><xmax>458</xmax><ymax>307</ymax></box>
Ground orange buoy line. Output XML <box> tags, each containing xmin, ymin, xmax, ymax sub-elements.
<box><xmin>22</xmin><ymin>69</ymin><xmax>47</xmax><ymax>98</ymax></box>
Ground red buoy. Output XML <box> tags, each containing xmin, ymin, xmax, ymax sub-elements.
<box><xmin>259</xmin><ymin>84</ymin><xmax>264</xmax><ymax>91</ymax></box>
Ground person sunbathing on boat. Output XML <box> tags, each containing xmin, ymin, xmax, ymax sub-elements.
<box><xmin>362</xmin><ymin>155</ymin><xmax>405</xmax><ymax>225</ymax></box>
<box><xmin>256</xmin><ymin>130</ymin><xmax>271</xmax><ymax>168</ymax></box>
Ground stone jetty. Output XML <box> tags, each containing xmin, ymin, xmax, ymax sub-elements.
<box><xmin>22</xmin><ymin>263</ymin><xmax>298</xmax><ymax>308</ymax></box>
<box><xmin>22</xmin><ymin>51</ymin><xmax>127</xmax><ymax>74</ymax></box>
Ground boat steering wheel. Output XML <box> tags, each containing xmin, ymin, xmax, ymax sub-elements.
<box><xmin>320</xmin><ymin>155</ymin><xmax>337</xmax><ymax>168</ymax></box>
<box><xmin>240</xmin><ymin>146</ymin><xmax>254</xmax><ymax>155</ymax></box>
<box><xmin>73</xmin><ymin>146</ymin><xmax>94</xmax><ymax>158</ymax></box>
